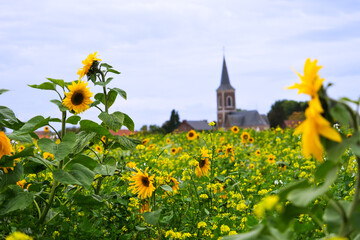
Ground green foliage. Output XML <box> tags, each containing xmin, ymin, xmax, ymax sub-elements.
<box><xmin>267</xmin><ymin>100</ymin><xmax>307</xmax><ymax>128</ymax></box>
<box><xmin>162</xmin><ymin>109</ymin><xmax>181</xmax><ymax>133</ymax></box>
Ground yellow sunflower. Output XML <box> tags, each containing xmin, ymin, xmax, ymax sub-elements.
<box><xmin>170</xmin><ymin>147</ymin><xmax>177</xmax><ymax>155</ymax></box>
<box><xmin>43</xmin><ymin>152</ymin><xmax>54</xmax><ymax>160</ymax></box>
<box><xmin>77</xmin><ymin>52</ymin><xmax>102</xmax><ymax>80</ymax></box>
<box><xmin>231</xmin><ymin>126</ymin><xmax>239</xmax><ymax>134</ymax></box>
<box><xmin>63</xmin><ymin>80</ymin><xmax>93</xmax><ymax>114</ymax></box>
<box><xmin>169</xmin><ymin>177</ymin><xmax>179</xmax><ymax>192</ymax></box>
<box><xmin>0</xmin><ymin>132</ymin><xmax>15</xmax><ymax>173</ymax></box>
<box><xmin>16</xmin><ymin>180</ymin><xmax>27</xmax><ymax>189</ymax></box>
<box><xmin>18</xmin><ymin>145</ymin><xmax>25</xmax><ymax>152</ymax></box>
<box><xmin>248</xmin><ymin>137</ymin><xmax>254</xmax><ymax>144</ymax></box>
<box><xmin>95</xmin><ymin>145</ymin><xmax>102</xmax><ymax>153</ymax></box>
<box><xmin>267</xmin><ymin>154</ymin><xmax>276</xmax><ymax>164</ymax></box>
<box><xmin>195</xmin><ymin>157</ymin><xmax>211</xmax><ymax>177</ymax></box>
<box><xmin>255</xmin><ymin>149</ymin><xmax>261</xmax><ymax>156</ymax></box>
<box><xmin>126</xmin><ymin>162</ymin><xmax>136</xmax><ymax>168</ymax></box>
<box><xmin>101</xmin><ymin>136</ymin><xmax>106</xmax><ymax>142</ymax></box>
<box><xmin>187</xmin><ymin>130</ymin><xmax>197</xmax><ymax>140</ymax></box>
<box><xmin>241</xmin><ymin>132</ymin><xmax>250</xmax><ymax>143</ymax></box>
<box><xmin>142</xmin><ymin>138</ymin><xmax>150</xmax><ymax>145</ymax></box>
<box><xmin>5</xmin><ymin>231</ymin><xmax>33</xmax><ymax>240</ymax></box>
<box><xmin>129</xmin><ymin>167</ymin><xmax>155</xmax><ymax>199</ymax></box>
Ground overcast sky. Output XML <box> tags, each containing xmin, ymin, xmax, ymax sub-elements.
<box><xmin>1</xmin><ymin>0</ymin><xmax>360</xmax><ymax>130</ymax></box>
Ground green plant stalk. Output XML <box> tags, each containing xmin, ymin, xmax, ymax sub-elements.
<box><xmin>37</xmin><ymin>111</ymin><xmax>66</xmax><ymax>225</ymax></box>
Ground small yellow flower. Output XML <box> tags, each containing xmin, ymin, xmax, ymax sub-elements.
<box><xmin>197</xmin><ymin>221</ymin><xmax>207</xmax><ymax>228</ymax></box>
<box><xmin>5</xmin><ymin>231</ymin><xmax>33</xmax><ymax>240</ymax></box>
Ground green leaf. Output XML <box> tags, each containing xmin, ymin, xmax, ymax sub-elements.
<box><xmin>27</xmin><ymin>156</ymin><xmax>55</xmax><ymax>168</ymax></box>
<box><xmin>101</xmin><ymin>63</ymin><xmax>113</xmax><ymax>69</ymax></box>
<box><xmin>52</xmin><ymin>163</ymin><xmax>95</xmax><ymax>189</ymax></box>
<box><xmin>46</xmin><ymin>78</ymin><xmax>65</xmax><ymax>88</ymax></box>
<box><xmin>123</xmin><ymin>113</ymin><xmax>135</xmax><ymax>132</ymax></box>
<box><xmin>222</xmin><ymin>225</ymin><xmax>264</xmax><ymax>240</ymax></box>
<box><xmin>94</xmin><ymin>93</ymin><xmax>105</xmax><ymax>105</ymax></box>
<box><xmin>287</xmin><ymin>165</ymin><xmax>338</xmax><ymax>207</ymax></box>
<box><xmin>64</xmin><ymin>154</ymin><xmax>97</xmax><ymax>171</ymax></box>
<box><xmin>37</xmin><ymin>138</ymin><xmax>57</xmax><ymax>154</ymax></box>
<box><xmin>55</xmin><ymin>132</ymin><xmax>76</xmax><ymax>160</ymax></box>
<box><xmin>18</xmin><ymin>116</ymin><xmax>50</xmax><ymax>133</ymax></box>
<box><xmin>66</xmin><ymin>115</ymin><xmax>81</xmax><ymax>125</ymax></box>
<box><xmin>72</xmin><ymin>194</ymin><xmax>105</xmax><ymax>208</ymax></box>
<box><xmin>89</xmin><ymin>100</ymin><xmax>101</xmax><ymax>108</ymax></box>
<box><xmin>98</xmin><ymin>112</ymin><xmax>124</xmax><ymax>132</ymax></box>
<box><xmin>107</xmin><ymin>68</ymin><xmax>120</xmax><ymax>74</ymax></box>
<box><xmin>107</xmin><ymin>89</ymin><xmax>118</xmax><ymax>108</ymax></box>
<box><xmin>94</xmin><ymin>157</ymin><xmax>116</xmax><ymax>176</ymax></box>
<box><xmin>28</xmin><ymin>82</ymin><xmax>56</xmax><ymax>91</ymax></box>
<box><xmin>330</xmin><ymin>103</ymin><xmax>350</xmax><ymax>126</ymax></box>
<box><xmin>72</xmin><ymin>131</ymin><xmax>96</xmax><ymax>154</ymax></box>
<box><xmin>0</xmin><ymin>146</ymin><xmax>34</xmax><ymax>167</ymax></box>
<box><xmin>50</xmin><ymin>99</ymin><xmax>67</xmax><ymax>112</ymax></box>
<box><xmin>112</xmin><ymin>87</ymin><xmax>127</xmax><ymax>100</ymax></box>
<box><xmin>0</xmin><ymin>106</ymin><xmax>18</xmax><ymax>123</ymax></box>
<box><xmin>79</xmin><ymin>120</ymin><xmax>111</xmax><ymax>137</ymax></box>
<box><xmin>0</xmin><ymin>163</ymin><xmax>23</xmax><ymax>188</ymax></box>
<box><xmin>113</xmin><ymin>135</ymin><xmax>140</xmax><ymax>150</ymax></box>
<box><xmin>160</xmin><ymin>185</ymin><xmax>173</xmax><ymax>192</ymax></box>
<box><xmin>0</xmin><ymin>89</ymin><xmax>9</xmax><ymax>95</ymax></box>
<box><xmin>0</xmin><ymin>189</ymin><xmax>34</xmax><ymax>215</ymax></box>
<box><xmin>94</xmin><ymin>77</ymin><xmax>113</xmax><ymax>87</ymax></box>
<box><xmin>6</xmin><ymin>132</ymin><xmax>33</xmax><ymax>143</ymax></box>
<box><xmin>23</xmin><ymin>161</ymin><xmax>47</xmax><ymax>174</ymax></box>
<box><xmin>143</xmin><ymin>209</ymin><xmax>161</xmax><ymax>225</ymax></box>
<box><xmin>49</xmin><ymin>118</ymin><xmax>61</xmax><ymax>123</ymax></box>
<box><xmin>323</xmin><ymin>200</ymin><xmax>351</xmax><ymax>234</ymax></box>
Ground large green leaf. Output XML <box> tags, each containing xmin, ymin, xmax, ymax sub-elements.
<box><xmin>0</xmin><ymin>106</ymin><xmax>22</xmax><ymax>130</ymax></box>
<box><xmin>28</xmin><ymin>82</ymin><xmax>56</xmax><ymax>91</ymax></box>
<box><xmin>143</xmin><ymin>209</ymin><xmax>161</xmax><ymax>225</ymax></box>
<box><xmin>55</xmin><ymin>132</ymin><xmax>76</xmax><ymax>160</ymax></box>
<box><xmin>112</xmin><ymin>87</ymin><xmax>127</xmax><ymax>100</ymax></box>
<box><xmin>94</xmin><ymin>157</ymin><xmax>116</xmax><ymax>176</ymax></box>
<box><xmin>98</xmin><ymin>112</ymin><xmax>124</xmax><ymax>132</ymax></box>
<box><xmin>0</xmin><ymin>163</ymin><xmax>23</xmax><ymax>188</ymax></box>
<box><xmin>113</xmin><ymin>135</ymin><xmax>140</xmax><ymax>150</ymax></box>
<box><xmin>0</xmin><ymin>188</ymin><xmax>34</xmax><ymax>215</ymax></box>
<box><xmin>52</xmin><ymin>163</ymin><xmax>95</xmax><ymax>189</ymax></box>
<box><xmin>79</xmin><ymin>120</ymin><xmax>111</xmax><ymax>137</ymax></box>
<box><xmin>65</xmin><ymin>154</ymin><xmax>97</xmax><ymax>171</ymax></box>
<box><xmin>7</xmin><ymin>132</ymin><xmax>33</xmax><ymax>143</ymax></box>
<box><xmin>330</xmin><ymin>103</ymin><xmax>350</xmax><ymax>126</ymax></box>
<box><xmin>323</xmin><ymin>200</ymin><xmax>351</xmax><ymax>234</ymax></box>
<box><xmin>46</xmin><ymin>78</ymin><xmax>65</xmax><ymax>88</ymax></box>
<box><xmin>72</xmin><ymin>194</ymin><xmax>105</xmax><ymax>208</ymax></box>
<box><xmin>0</xmin><ymin>146</ymin><xmax>34</xmax><ymax>167</ymax></box>
<box><xmin>287</xmin><ymin>165</ymin><xmax>338</xmax><ymax>207</ymax></box>
<box><xmin>50</xmin><ymin>99</ymin><xmax>67</xmax><ymax>112</ymax></box>
<box><xmin>222</xmin><ymin>225</ymin><xmax>264</xmax><ymax>240</ymax></box>
<box><xmin>94</xmin><ymin>77</ymin><xmax>113</xmax><ymax>87</ymax></box>
<box><xmin>37</xmin><ymin>138</ymin><xmax>57</xmax><ymax>154</ymax></box>
<box><xmin>123</xmin><ymin>113</ymin><xmax>135</xmax><ymax>132</ymax></box>
<box><xmin>107</xmin><ymin>89</ymin><xmax>118</xmax><ymax>108</ymax></box>
<box><xmin>18</xmin><ymin>115</ymin><xmax>50</xmax><ymax>133</ymax></box>
<box><xmin>66</xmin><ymin>115</ymin><xmax>81</xmax><ymax>125</ymax></box>
<box><xmin>72</xmin><ymin>131</ymin><xmax>96</xmax><ymax>154</ymax></box>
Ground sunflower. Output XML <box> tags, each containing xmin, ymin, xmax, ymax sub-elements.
<box><xmin>44</xmin><ymin>126</ymin><xmax>50</xmax><ymax>132</ymax></box>
<box><xmin>63</xmin><ymin>80</ymin><xmax>93</xmax><ymax>114</ymax></box>
<box><xmin>267</xmin><ymin>154</ymin><xmax>276</xmax><ymax>164</ymax></box>
<box><xmin>231</xmin><ymin>126</ymin><xmax>239</xmax><ymax>134</ymax></box>
<box><xmin>101</xmin><ymin>136</ymin><xmax>106</xmax><ymax>142</ymax></box>
<box><xmin>195</xmin><ymin>157</ymin><xmax>211</xmax><ymax>177</ymax></box>
<box><xmin>255</xmin><ymin>149</ymin><xmax>261</xmax><ymax>156</ymax></box>
<box><xmin>16</xmin><ymin>180</ymin><xmax>27</xmax><ymax>189</ymax></box>
<box><xmin>95</xmin><ymin>145</ymin><xmax>102</xmax><ymax>153</ymax></box>
<box><xmin>169</xmin><ymin>177</ymin><xmax>180</xmax><ymax>192</ymax></box>
<box><xmin>43</xmin><ymin>152</ymin><xmax>54</xmax><ymax>160</ymax></box>
<box><xmin>18</xmin><ymin>145</ymin><xmax>25</xmax><ymax>152</ymax></box>
<box><xmin>166</xmin><ymin>138</ymin><xmax>171</xmax><ymax>144</ymax></box>
<box><xmin>241</xmin><ymin>132</ymin><xmax>250</xmax><ymax>143</ymax></box>
<box><xmin>147</xmin><ymin>144</ymin><xmax>156</xmax><ymax>150</ymax></box>
<box><xmin>142</xmin><ymin>138</ymin><xmax>150</xmax><ymax>145</ymax></box>
<box><xmin>225</xmin><ymin>144</ymin><xmax>234</xmax><ymax>157</ymax></box>
<box><xmin>177</xmin><ymin>146</ymin><xmax>183</xmax><ymax>153</ymax></box>
<box><xmin>126</xmin><ymin>162</ymin><xmax>136</xmax><ymax>168</ymax></box>
<box><xmin>129</xmin><ymin>167</ymin><xmax>155</xmax><ymax>199</ymax></box>
<box><xmin>170</xmin><ymin>147</ymin><xmax>177</xmax><ymax>155</ymax></box>
<box><xmin>248</xmin><ymin>137</ymin><xmax>254</xmax><ymax>144</ymax></box>
<box><xmin>140</xmin><ymin>201</ymin><xmax>151</xmax><ymax>213</ymax></box>
<box><xmin>187</xmin><ymin>130</ymin><xmax>197</xmax><ymax>140</ymax></box>
<box><xmin>77</xmin><ymin>52</ymin><xmax>102</xmax><ymax>80</ymax></box>
<box><xmin>0</xmin><ymin>132</ymin><xmax>15</xmax><ymax>173</ymax></box>
<box><xmin>249</xmin><ymin>163</ymin><xmax>255</xmax><ymax>170</ymax></box>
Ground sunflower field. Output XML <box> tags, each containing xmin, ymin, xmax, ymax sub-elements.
<box><xmin>1</xmin><ymin>54</ymin><xmax>360</xmax><ymax>240</ymax></box>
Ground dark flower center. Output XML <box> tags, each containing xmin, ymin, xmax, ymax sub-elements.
<box><xmin>141</xmin><ymin>176</ymin><xmax>150</xmax><ymax>187</ymax></box>
<box><xmin>199</xmin><ymin>159</ymin><xmax>206</xmax><ymax>168</ymax></box>
<box><xmin>243</xmin><ymin>135</ymin><xmax>248</xmax><ymax>140</ymax></box>
<box><xmin>71</xmin><ymin>91</ymin><xmax>84</xmax><ymax>105</ymax></box>
<box><xmin>188</xmin><ymin>132</ymin><xmax>194</xmax><ymax>138</ymax></box>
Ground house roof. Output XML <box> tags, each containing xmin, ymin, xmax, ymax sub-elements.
<box><xmin>110</xmin><ymin>129</ymin><xmax>137</xmax><ymax>136</ymax></box>
<box><xmin>228</xmin><ymin>110</ymin><xmax>269</xmax><ymax>127</ymax></box>
<box><xmin>217</xmin><ymin>57</ymin><xmax>235</xmax><ymax>91</ymax></box>
<box><xmin>183</xmin><ymin>120</ymin><xmax>212</xmax><ymax>131</ymax></box>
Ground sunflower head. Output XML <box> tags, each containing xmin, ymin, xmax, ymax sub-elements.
<box><xmin>0</xmin><ymin>131</ymin><xmax>13</xmax><ymax>160</ymax></box>
<box><xmin>77</xmin><ymin>52</ymin><xmax>102</xmax><ymax>80</ymax></box>
<box><xmin>231</xmin><ymin>126</ymin><xmax>239</xmax><ymax>134</ymax></box>
<box><xmin>95</xmin><ymin>145</ymin><xmax>102</xmax><ymax>153</ymax></box>
<box><xmin>241</xmin><ymin>132</ymin><xmax>250</xmax><ymax>142</ymax></box>
<box><xmin>187</xmin><ymin>130</ymin><xmax>197</xmax><ymax>140</ymax></box>
<box><xmin>63</xmin><ymin>80</ymin><xmax>93</xmax><ymax>114</ymax></box>
<box><xmin>195</xmin><ymin>157</ymin><xmax>210</xmax><ymax>177</ymax></box>
<box><xmin>171</xmin><ymin>147</ymin><xmax>177</xmax><ymax>155</ymax></box>
<box><xmin>129</xmin><ymin>168</ymin><xmax>155</xmax><ymax>199</ymax></box>
<box><xmin>44</xmin><ymin>126</ymin><xmax>50</xmax><ymax>132</ymax></box>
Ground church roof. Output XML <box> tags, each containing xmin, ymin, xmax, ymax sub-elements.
<box><xmin>182</xmin><ymin>120</ymin><xmax>212</xmax><ymax>131</ymax></box>
<box><xmin>217</xmin><ymin>57</ymin><xmax>235</xmax><ymax>91</ymax></box>
<box><xmin>228</xmin><ymin>110</ymin><xmax>269</xmax><ymax>127</ymax></box>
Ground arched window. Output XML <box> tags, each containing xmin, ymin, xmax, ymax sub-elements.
<box><xmin>218</xmin><ymin>96</ymin><xmax>222</xmax><ymax>108</ymax></box>
<box><xmin>227</xmin><ymin>96</ymin><xmax>232</xmax><ymax>107</ymax></box>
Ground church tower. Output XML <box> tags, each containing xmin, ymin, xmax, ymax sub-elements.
<box><xmin>216</xmin><ymin>57</ymin><xmax>236</xmax><ymax>128</ymax></box>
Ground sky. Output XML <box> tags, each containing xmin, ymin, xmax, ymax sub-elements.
<box><xmin>1</xmin><ymin>0</ymin><xmax>360</xmax><ymax>131</ymax></box>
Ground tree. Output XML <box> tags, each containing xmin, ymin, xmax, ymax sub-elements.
<box><xmin>162</xmin><ymin>109</ymin><xmax>180</xmax><ymax>133</ymax></box>
<box><xmin>267</xmin><ymin>100</ymin><xmax>307</xmax><ymax>128</ymax></box>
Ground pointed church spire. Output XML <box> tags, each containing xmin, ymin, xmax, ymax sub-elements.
<box><xmin>217</xmin><ymin>56</ymin><xmax>235</xmax><ymax>91</ymax></box>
